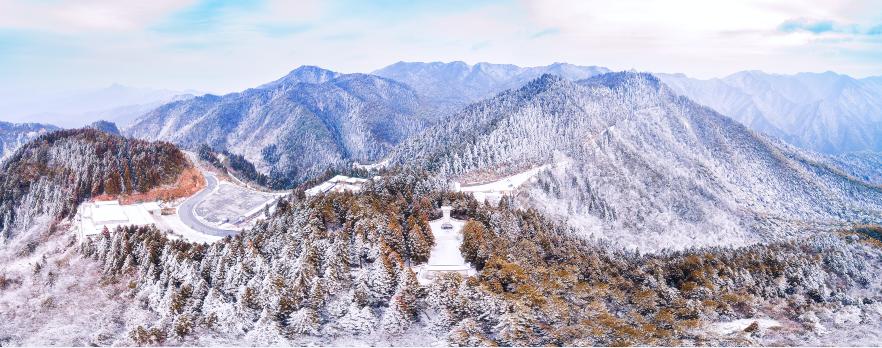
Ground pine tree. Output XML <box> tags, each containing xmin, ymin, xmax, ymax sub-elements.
<box><xmin>460</xmin><ymin>220</ymin><xmax>491</xmax><ymax>269</ymax></box>
<box><xmin>448</xmin><ymin>318</ymin><xmax>494</xmax><ymax>347</ymax></box>
<box><xmin>307</xmin><ymin>280</ymin><xmax>327</xmax><ymax>310</ymax></box>
<box><xmin>394</xmin><ymin>266</ymin><xmax>421</xmax><ymax>318</ymax></box>
<box><xmin>368</xmin><ymin>250</ymin><xmax>397</xmax><ymax>305</ymax></box>
<box><xmin>287</xmin><ymin>307</ymin><xmax>320</xmax><ymax>336</ymax></box>
<box><xmin>336</xmin><ymin>302</ymin><xmax>375</xmax><ymax>336</ymax></box>
<box><xmin>407</xmin><ymin>224</ymin><xmax>432</xmax><ymax>264</ymax></box>
<box><xmin>353</xmin><ymin>273</ymin><xmax>371</xmax><ymax>308</ymax></box>
<box><xmin>381</xmin><ymin>294</ymin><xmax>411</xmax><ymax>336</ymax></box>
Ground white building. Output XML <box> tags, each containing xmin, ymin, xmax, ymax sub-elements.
<box><xmin>75</xmin><ymin>200</ymin><xmax>159</xmax><ymax>239</ymax></box>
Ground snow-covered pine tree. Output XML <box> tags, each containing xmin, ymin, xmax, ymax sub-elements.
<box><xmin>368</xmin><ymin>248</ymin><xmax>397</xmax><ymax>305</ymax></box>
<box><xmin>381</xmin><ymin>294</ymin><xmax>412</xmax><ymax>336</ymax></box>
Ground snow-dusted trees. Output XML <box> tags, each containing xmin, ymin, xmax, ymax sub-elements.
<box><xmin>80</xmin><ymin>171</ymin><xmax>882</xmax><ymax>346</ymax></box>
<box><xmin>0</xmin><ymin>128</ymin><xmax>190</xmax><ymax>240</ymax></box>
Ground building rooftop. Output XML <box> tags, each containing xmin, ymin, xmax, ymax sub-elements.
<box><xmin>90</xmin><ymin>201</ymin><xmax>128</xmax><ymax>224</ymax></box>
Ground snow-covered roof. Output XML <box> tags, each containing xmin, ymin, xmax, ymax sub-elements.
<box><xmin>90</xmin><ymin>201</ymin><xmax>128</xmax><ymax>224</ymax></box>
<box><xmin>142</xmin><ymin>202</ymin><xmax>161</xmax><ymax>211</ymax></box>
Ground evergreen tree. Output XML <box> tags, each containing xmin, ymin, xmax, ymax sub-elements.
<box><xmin>368</xmin><ymin>251</ymin><xmax>397</xmax><ymax>305</ymax></box>
<box><xmin>287</xmin><ymin>308</ymin><xmax>320</xmax><ymax>335</ymax></box>
<box><xmin>381</xmin><ymin>294</ymin><xmax>411</xmax><ymax>336</ymax></box>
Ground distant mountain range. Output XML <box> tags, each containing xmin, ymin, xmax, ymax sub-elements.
<box><xmin>125</xmin><ymin>66</ymin><xmax>427</xmax><ymax>187</ymax></box>
<box><xmin>373</xmin><ymin>61</ymin><xmax>609</xmax><ymax>115</ymax></box>
<box><xmin>0</xmin><ymin>84</ymin><xmax>198</xmax><ymax>128</ymax></box>
<box><xmin>658</xmin><ymin>71</ymin><xmax>882</xmax><ymax>155</ymax></box>
<box><xmin>392</xmin><ymin>72</ymin><xmax>882</xmax><ymax>251</ymax></box>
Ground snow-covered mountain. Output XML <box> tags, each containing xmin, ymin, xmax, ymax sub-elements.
<box><xmin>392</xmin><ymin>72</ymin><xmax>882</xmax><ymax>251</ymax></box>
<box><xmin>126</xmin><ymin>66</ymin><xmax>427</xmax><ymax>187</ymax></box>
<box><xmin>373</xmin><ymin>61</ymin><xmax>609</xmax><ymax>115</ymax></box>
<box><xmin>657</xmin><ymin>71</ymin><xmax>882</xmax><ymax>155</ymax></box>
<box><xmin>0</xmin><ymin>121</ymin><xmax>60</xmax><ymax>162</ymax></box>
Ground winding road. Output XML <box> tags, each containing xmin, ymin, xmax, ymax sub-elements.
<box><xmin>177</xmin><ymin>172</ymin><xmax>240</xmax><ymax>237</ymax></box>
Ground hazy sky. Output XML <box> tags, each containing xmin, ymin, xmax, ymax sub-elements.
<box><xmin>1</xmin><ymin>0</ymin><xmax>881</xmax><ymax>95</ymax></box>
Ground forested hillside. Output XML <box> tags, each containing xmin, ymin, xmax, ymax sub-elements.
<box><xmin>0</xmin><ymin>121</ymin><xmax>60</xmax><ymax>162</ymax></box>
<box><xmin>53</xmin><ymin>172</ymin><xmax>882</xmax><ymax>346</ymax></box>
<box><xmin>0</xmin><ymin>129</ymin><xmax>190</xmax><ymax>241</ymax></box>
<box><xmin>391</xmin><ymin>72</ymin><xmax>882</xmax><ymax>251</ymax></box>
<box><xmin>126</xmin><ymin>66</ymin><xmax>429</xmax><ymax>188</ymax></box>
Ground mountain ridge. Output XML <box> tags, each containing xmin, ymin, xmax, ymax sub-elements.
<box><xmin>657</xmin><ymin>70</ymin><xmax>882</xmax><ymax>154</ymax></box>
<box><xmin>126</xmin><ymin>66</ymin><xmax>427</xmax><ymax>187</ymax></box>
<box><xmin>391</xmin><ymin>71</ymin><xmax>882</xmax><ymax>251</ymax></box>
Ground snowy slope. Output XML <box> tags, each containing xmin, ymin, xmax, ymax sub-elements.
<box><xmin>126</xmin><ymin>66</ymin><xmax>428</xmax><ymax>187</ymax></box>
<box><xmin>392</xmin><ymin>72</ymin><xmax>882</xmax><ymax>251</ymax></box>
<box><xmin>0</xmin><ymin>121</ymin><xmax>60</xmax><ymax>162</ymax></box>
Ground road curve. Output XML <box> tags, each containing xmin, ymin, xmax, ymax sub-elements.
<box><xmin>177</xmin><ymin>172</ymin><xmax>240</xmax><ymax>237</ymax></box>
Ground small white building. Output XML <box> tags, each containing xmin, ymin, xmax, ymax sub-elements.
<box><xmin>75</xmin><ymin>200</ymin><xmax>159</xmax><ymax>239</ymax></box>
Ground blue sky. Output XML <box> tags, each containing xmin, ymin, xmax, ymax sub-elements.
<box><xmin>0</xmin><ymin>0</ymin><xmax>881</xmax><ymax>97</ymax></box>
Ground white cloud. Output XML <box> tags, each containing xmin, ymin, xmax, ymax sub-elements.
<box><xmin>0</xmin><ymin>0</ymin><xmax>196</xmax><ymax>32</ymax></box>
<box><xmin>0</xmin><ymin>0</ymin><xmax>880</xmax><ymax>100</ymax></box>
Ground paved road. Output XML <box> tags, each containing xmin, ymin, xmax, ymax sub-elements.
<box><xmin>177</xmin><ymin>172</ymin><xmax>240</xmax><ymax>237</ymax></box>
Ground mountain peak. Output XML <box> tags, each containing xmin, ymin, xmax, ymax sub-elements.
<box><xmin>259</xmin><ymin>65</ymin><xmax>341</xmax><ymax>89</ymax></box>
<box><xmin>514</xmin><ymin>74</ymin><xmax>569</xmax><ymax>96</ymax></box>
<box><xmin>581</xmin><ymin>71</ymin><xmax>662</xmax><ymax>91</ymax></box>
<box><xmin>86</xmin><ymin>120</ymin><xmax>121</xmax><ymax>135</ymax></box>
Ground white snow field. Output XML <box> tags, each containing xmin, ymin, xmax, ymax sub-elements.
<box><xmin>72</xmin><ymin>199</ymin><xmax>224</xmax><ymax>244</ymax></box>
<box><xmin>305</xmin><ymin>175</ymin><xmax>371</xmax><ymax>196</ymax></box>
<box><xmin>416</xmin><ymin>207</ymin><xmax>476</xmax><ymax>284</ymax></box>
<box><xmin>456</xmin><ymin>164</ymin><xmax>554</xmax><ymax>205</ymax></box>
<box><xmin>192</xmin><ymin>180</ymin><xmax>283</xmax><ymax>230</ymax></box>
<box><xmin>709</xmin><ymin>318</ymin><xmax>782</xmax><ymax>336</ymax></box>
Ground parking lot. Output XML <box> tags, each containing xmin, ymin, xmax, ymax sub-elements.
<box><xmin>194</xmin><ymin>181</ymin><xmax>280</xmax><ymax>228</ymax></box>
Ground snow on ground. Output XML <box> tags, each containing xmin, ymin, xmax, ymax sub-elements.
<box><xmin>709</xmin><ymin>318</ymin><xmax>782</xmax><ymax>336</ymax></box>
<box><xmin>416</xmin><ymin>217</ymin><xmax>476</xmax><ymax>285</ymax></box>
<box><xmin>153</xmin><ymin>212</ymin><xmax>223</xmax><ymax>244</ymax></box>
<box><xmin>193</xmin><ymin>181</ymin><xmax>282</xmax><ymax>229</ymax></box>
<box><xmin>426</xmin><ymin>219</ymin><xmax>467</xmax><ymax>266</ymax></box>
<box><xmin>458</xmin><ymin>164</ymin><xmax>551</xmax><ymax>193</ymax></box>
<box><xmin>353</xmin><ymin>158</ymin><xmax>390</xmax><ymax>171</ymax></box>
<box><xmin>0</xmin><ymin>215</ymin><xmax>158</xmax><ymax>346</ymax></box>
<box><xmin>456</xmin><ymin>162</ymin><xmax>566</xmax><ymax>205</ymax></box>
<box><xmin>72</xmin><ymin>199</ymin><xmax>223</xmax><ymax>244</ymax></box>
<box><xmin>74</xmin><ymin>201</ymin><xmax>161</xmax><ymax>239</ymax></box>
<box><xmin>305</xmin><ymin>175</ymin><xmax>371</xmax><ymax>197</ymax></box>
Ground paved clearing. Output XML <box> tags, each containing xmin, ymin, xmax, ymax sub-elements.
<box><xmin>194</xmin><ymin>177</ymin><xmax>280</xmax><ymax>228</ymax></box>
<box><xmin>178</xmin><ymin>173</ymin><xmax>240</xmax><ymax>237</ymax></box>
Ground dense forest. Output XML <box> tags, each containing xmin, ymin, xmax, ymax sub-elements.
<box><xmin>80</xmin><ymin>171</ymin><xmax>882</xmax><ymax>345</ymax></box>
<box><xmin>0</xmin><ymin>129</ymin><xmax>190</xmax><ymax>240</ymax></box>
